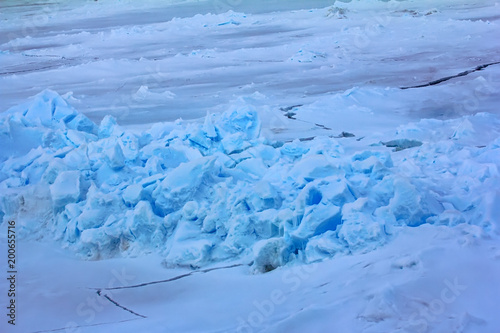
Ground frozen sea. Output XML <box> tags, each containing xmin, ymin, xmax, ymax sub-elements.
<box><xmin>0</xmin><ymin>1</ymin><xmax>499</xmax><ymax>332</ymax></box>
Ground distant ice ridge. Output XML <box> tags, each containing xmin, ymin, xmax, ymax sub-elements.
<box><xmin>1</xmin><ymin>90</ymin><xmax>499</xmax><ymax>272</ymax></box>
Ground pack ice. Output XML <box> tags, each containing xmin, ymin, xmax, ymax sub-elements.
<box><xmin>1</xmin><ymin>90</ymin><xmax>499</xmax><ymax>272</ymax></box>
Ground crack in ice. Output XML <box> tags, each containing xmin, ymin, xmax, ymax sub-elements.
<box><xmin>400</xmin><ymin>61</ymin><xmax>500</xmax><ymax>89</ymax></box>
<box><xmin>30</xmin><ymin>318</ymin><xmax>142</xmax><ymax>333</ymax></box>
<box><xmin>91</xmin><ymin>263</ymin><xmax>245</xmax><ymax>291</ymax></box>
<box><xmin>100</xmin><ymin>293</ymin><xmax>147</xmax><ymax>319</ymax></box>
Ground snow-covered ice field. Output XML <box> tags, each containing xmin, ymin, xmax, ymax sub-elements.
<box><xmin>1</xmin><ymin>0</ymin><xmax>500</xmax><ymax>332</ymax></box>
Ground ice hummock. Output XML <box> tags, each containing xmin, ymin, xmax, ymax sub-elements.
<box><xmin>1</xmin><ymin>90</ymin><xmax>499</xmax><ymax>271</ymax></box>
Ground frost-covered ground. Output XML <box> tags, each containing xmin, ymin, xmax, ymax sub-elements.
<box><xmin>1</xmin><ymin>0</ymin><xmax>500</xmax><ymax>332</ymax></box>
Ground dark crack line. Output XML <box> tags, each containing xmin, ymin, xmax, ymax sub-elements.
<box><xmin>0</xmin><ymin>64</ymin><xmax>61</xmax><ymax>76</ymax></box>
<box><xmin>90</xmin><ymin>263</ymin><xmax>244</xmax><ymax>291</ymax></box>
<box><xmin>280</xmin><ymin>104</ymin><xmax>303</xmax><ymax>112</ymax></box>
<box><xmin>279</xmin><ymin>104</ymin><xmax>333</xmax><ymax>131</ymax></box>
<box><xmin>22</xmin><ymin>54</ymin><xmax>64</xmax><ymax>58</ymax></box>
<box><xmin>314</xmin><ymin>123</ymin><xmax>332</xmax><ymax>130</ymax></box>
<box><xmin>285</xmin><ymin>116</ymin><xmax>333</xmax><ymax>131</ymax></box>
<box><xmin>102</xmin><ymin>293</ymin><xmax>147</xmax><ymax>318</ymax></box>
<box><xmin>278</xmin><ymin>61</ymin><xmax>500</xmax><ymax>131</ymax></box>
<box><xmin>400</xmin><ymin>61</ymin><xmax>500</xmax><ymax>89</ymax></box>
<box><xmin>30</xmin><ymin>318</ymin><xmax>142</xmax><ymax>333</ymax></box>
<box><xmin>285</xmin><ymin>132</ymin><xmax>359</xmax><ymax>143</ymax></box>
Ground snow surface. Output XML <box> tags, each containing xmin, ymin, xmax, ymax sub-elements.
<box><xmin>1</xmin><ymin>0</ymin><xmax>500</xmax><ymax>332</ymax></box>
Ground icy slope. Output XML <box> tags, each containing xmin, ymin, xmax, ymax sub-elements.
<box><xmin>1</xmin><ymin>90</ymin><xmax>499</xmax><ymax>273</ymax></box>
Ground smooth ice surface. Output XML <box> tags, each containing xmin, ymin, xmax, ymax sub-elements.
<box><xmin>1</xmin><ymin>223</ymin><xmax>500</xmax><ymax>333</ymax></box>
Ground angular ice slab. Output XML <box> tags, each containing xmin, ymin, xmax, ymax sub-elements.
<box><xmin>1</xmin><ymin>90</ymin><xmax>499</xmax><ymax>269</ymax></box>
